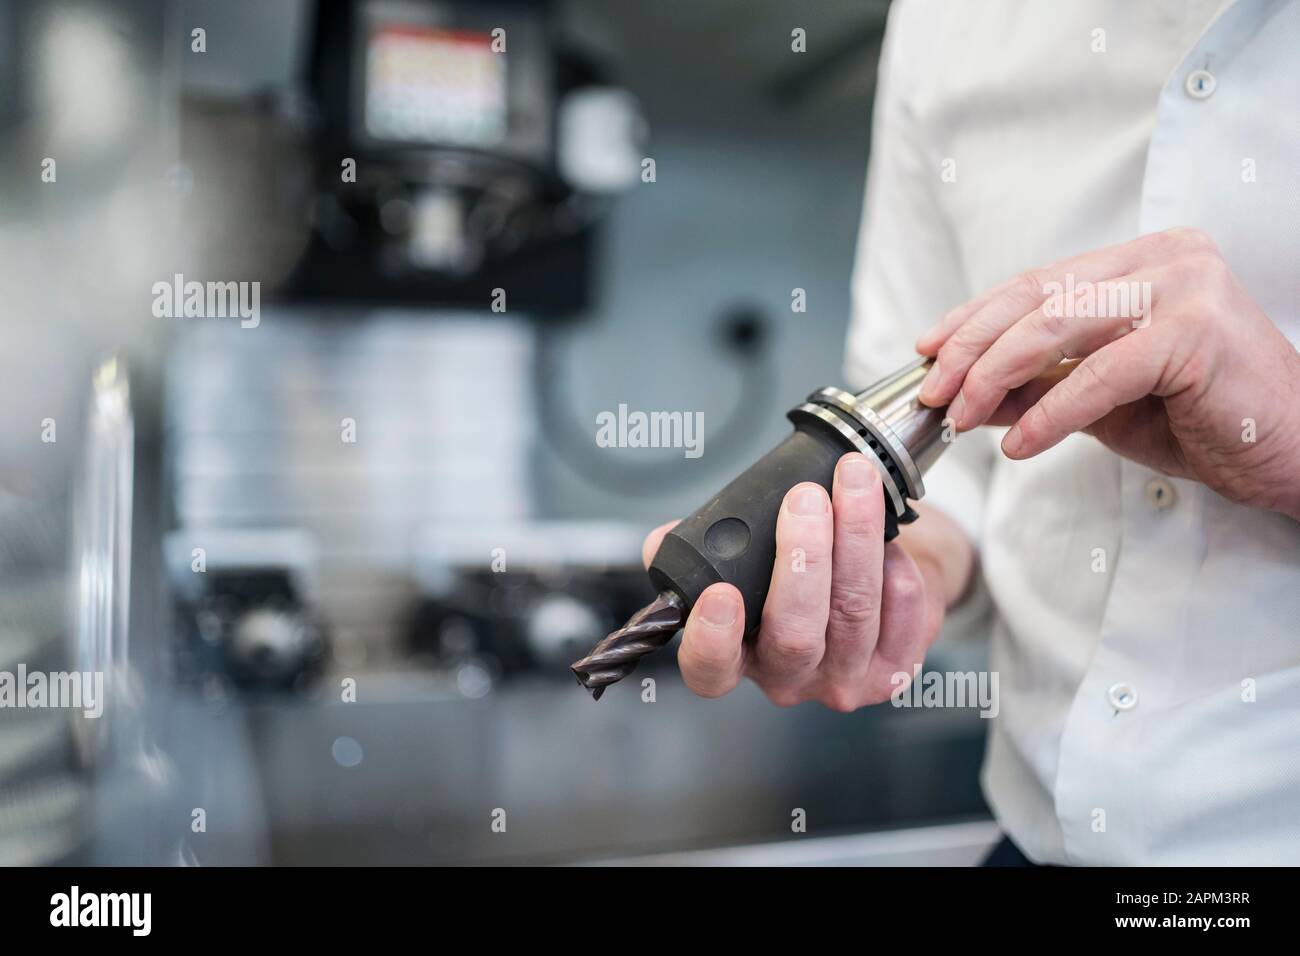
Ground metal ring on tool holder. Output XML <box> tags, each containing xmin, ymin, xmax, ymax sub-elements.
<box><xmin>810</xmin><ymin>387</ymin><xmax>926</xmax><ymax>501</ymax></box>
<box><xmin>788</xmin><ymin>403</ymin><xmax>907</xmax><ymax>517</ymax></box>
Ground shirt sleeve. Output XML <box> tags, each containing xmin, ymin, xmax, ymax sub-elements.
<box><xmin>842</xmin><ymin>0</ymin><xmax>995</xmax><ymax>547</ymax></box>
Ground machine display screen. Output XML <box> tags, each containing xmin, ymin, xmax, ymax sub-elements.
<box><xmin>364</xmin><ymin>25</ymin><xmax>507</xmax><ymax>147</ymax></box>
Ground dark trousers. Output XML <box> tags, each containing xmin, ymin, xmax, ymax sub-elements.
<box><xmin>981</xmin><ymin>835</ymin><xmax>1054</xmax><ymax>867</ymax></box>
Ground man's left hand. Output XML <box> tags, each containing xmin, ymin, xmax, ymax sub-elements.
<box><xmin>915</xmin><ymin>227</ymin><xmax>1300</xmax><ymax>521</ymax></box>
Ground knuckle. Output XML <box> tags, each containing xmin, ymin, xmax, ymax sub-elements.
<box><xmin>820</xmin><ymin>686</ymin><xmax>861</xmax><ymax>714</ymax></box>
<box><xmin>834</xmin><ymin>503</ymin><xmax>880</xmax><ymax>537</ymax></box>
<box><xmin>681</xmin><ymin>670</ymin><xmax>730</xmax><ymax>699</ymax></box>
<box><xmin>1168</xmin><ymin>226</ymin><xmax>1217</xmax><ymax>253</ymax></box>
<box><xmin>1146</xmin><ymin>227</ymin><xmax>1200</xmax><ymax>257</ymax></box>
<box><xmin>938</xmin><ymin>332</ymin><xmax>977</xmax><ymax>369</ymax></box>
<box><xmin>763</xmin><ymin>685</ymin><xmax>803</xmax><ymax>709</ymax></box>
<box><xmin>828</xmin><ymin>584</ymin><xmax>880</xmax><ymax>629</ymax></box>
<box><xmin>1023</xmin><ymin>387</ymin><xmax>1080</xmax><ymax>446</ymax></box>
<box><xmin>1023</xmin><ymin>400</ymin><xmax>1059</xmax><ymax>442</ymax></box>
<box><xmin>762</xmin><ymin>624</ymin><xmax>823</xmax><ymax>666</ymax></box>
<box><xmin>1031</xmin><ymin>298</ymin><xmax>1070</xmax><ymax>336</ymax></box>
<box><xmin>1015</xmin><ymin>269</ymin><xmax>1049</xmax><ymax>303</ymax></box>
<box><xmin>935</xmin><ymin>339</ymin><xmax>963</xmax><ymax>369</ymax></box>
<box><xmin>785</xmin><ymin>541</ymin><xmax>826</xmax><ymax>572</ymax></box>
<box><xmin>1070</xmin><ymin>357</ymin><xmax>1111</xmax><ymax>396</ymax></box>
<box><xmin>1143</xmin><ymin>229</ymin><xmax>1179</xmax><ymax>255</ymax></box>
<box><xmin>1185</xmin><ymin>250</ymin><xmax>1230</xmax><ymax>286</ymax></box>
<box><xmin>885</xmin><ymin>566</ymin><xmax>926</xmax><ymax>608</ymax></box>
<box><xmin>962</xmin><ymin>361</ymin><xmax>1004</xmax><ymax>400</ymax></box>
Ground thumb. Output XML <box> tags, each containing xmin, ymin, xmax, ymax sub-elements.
<box><xmin>678</xmin><ymin>583</ymin><xmax>746</xmax><ymax>698</ymax></box>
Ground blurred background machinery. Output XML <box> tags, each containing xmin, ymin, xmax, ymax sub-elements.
<box><xmin>0</xmin><ymin>0</ymin><xmax>994</xmax><ymax>865</ymax></box>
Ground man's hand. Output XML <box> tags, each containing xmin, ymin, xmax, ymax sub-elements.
<box><xmin>916</xmin><ymin>227</ymin><xmax>1300</xmax><ymax>520</ymax></box>
<box><xmin>641</xmin><ymin>454</ymin><xmax>972</xmax><ymax>711</ymax></box>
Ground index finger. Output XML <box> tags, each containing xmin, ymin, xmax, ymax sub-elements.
<box><xmin>916</xmin><ymin>242</ymin><xmax>1144</xmax><ymax>407</ymax></box>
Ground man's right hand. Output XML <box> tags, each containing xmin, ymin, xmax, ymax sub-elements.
<box><xmin>642</xmin><ymin>452</ymin><xmax>974</xmax><ymax>711</ymax></box>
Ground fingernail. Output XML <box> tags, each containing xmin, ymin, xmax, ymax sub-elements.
<box><xmin>698</xmin><ymin>589</ymin><xmax>737</xmax><ymax>628</ymax></box>
<box><xmin>788</xmin><ymin>485</ymin><xmax>828</xmax><ymax>516</ymax></box>
<box><xmin>838</xmin><ymin>456</ymin><xmax>879</xmax><ymax>495</ymax></box>
<box><xmin>919</xmin><ymin>358</ymin><xmax>942</xmax><ymax>401</ymax></box>
<box><xmin>1003</xmin><ymin>425</ymin><xmax>1023</xmax><ymax>456</ymax></box>
<box><xmin>949</xmin><ymin>391</ymin><xmax>967</xmax><ymax>429</ymax></box>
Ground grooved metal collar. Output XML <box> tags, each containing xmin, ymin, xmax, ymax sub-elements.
<box><xmin>789</xmin><ymin>403</ymin><xmax>907</xmax><ymax>517</ymax></box>
<box><xmin>811</xmin><ymin>386</ymin><xmax>927</xmax><ymax>501</ymax></box>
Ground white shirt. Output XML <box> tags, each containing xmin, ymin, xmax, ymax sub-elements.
<box><xmin>845</xmin><ymin>0</ymin><xmax>1300</xmax><ymax>865</ymax></box>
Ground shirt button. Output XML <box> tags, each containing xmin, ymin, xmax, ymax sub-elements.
<box><xmin>1145</xmin><ymin>477</ymin><xmax>1177</xmax><ymax>510</ymax></box>
<box><xmin>1108</xmin><ymin>683</ymin><xmax>1139</xmax><ymax>712</ymax></box>
<box><xmin>1185</xmin><ymin>69</ymin><xmax>1217</xmax><ymax>99</ymax></box>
